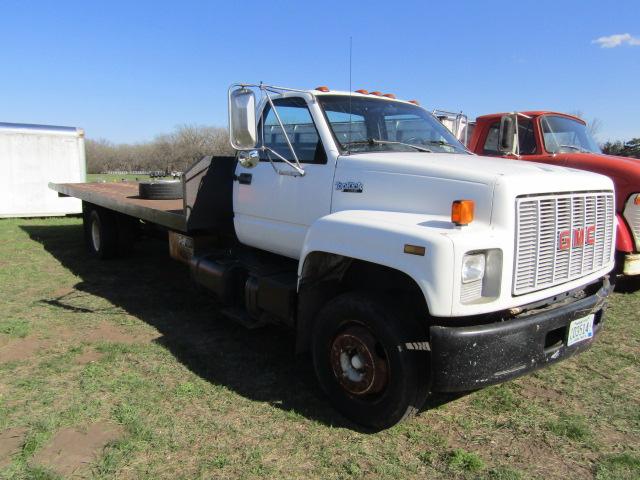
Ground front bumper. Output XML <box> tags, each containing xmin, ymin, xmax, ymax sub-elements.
<box><xmin>623</xmin><ymin>253</ymin><xmax>640</xmax><ymax>276</ymax></box>
<box><xmin>429</xmin><ymin>278</ymin><xmax>612</xmax><ymax>392</ymax></box>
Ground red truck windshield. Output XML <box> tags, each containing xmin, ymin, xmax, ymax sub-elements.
<box><xmin>540</xmin><ymin>115</ymin><xmax>601</xmax><ymax>154</ymax></box>
<box><xmin>318</xmin><ymin>95</ymin><xmax>468</xmax><ymax>155</ymax></box>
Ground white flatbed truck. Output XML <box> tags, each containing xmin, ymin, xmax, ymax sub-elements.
<box><xmin>50</xmin><ymin>83</ymin><xmax>616</xmax><ymax>429</ymax></box>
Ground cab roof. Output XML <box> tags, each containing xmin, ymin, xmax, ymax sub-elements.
<box><xmin>476</xmin><ymin>111</ymin><xmax>586</xmax><ymax>125</ymax></box>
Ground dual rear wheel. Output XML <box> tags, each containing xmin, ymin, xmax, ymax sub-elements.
<box><xmin>84</xmin><ymin>206</ymin><xmax>138</xmax><ymax>259</ymax></box>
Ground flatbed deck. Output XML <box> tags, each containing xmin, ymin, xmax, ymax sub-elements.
<box><xmin>49</xmin><ymin>182</ymin><xmax>187</xmax><ymax>231</ymax></box>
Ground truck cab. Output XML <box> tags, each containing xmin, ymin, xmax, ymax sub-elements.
<box><xmin>468</xmin><ymin>111</ymin><xmax>640</xmax><ymax>276</ymax></box>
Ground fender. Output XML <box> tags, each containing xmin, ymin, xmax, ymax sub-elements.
<box><xmin>616</xmin><ymin>213</ymin><xmax>634</xmax><ymax>253</ymax></box>
<box><xmin>298</xmin><ymin>209</ymin><xmax>456</xmax><ymax>317</ymax></box>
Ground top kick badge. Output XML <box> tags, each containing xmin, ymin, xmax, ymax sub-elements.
<box><xmin>335</xmin><ymin>181</ymin><xmax>364</xmax><ymax>193</ymax></box>
<box><xmin>558</xmin><ymin>225</ymin><xmax>596</xmax><ymax>250</ymax></box>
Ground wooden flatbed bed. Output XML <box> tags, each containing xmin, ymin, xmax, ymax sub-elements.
<box><xmin>49</xmin><ymin>182</ymin><xmax>187</xmax><ymax>231</ymax></box>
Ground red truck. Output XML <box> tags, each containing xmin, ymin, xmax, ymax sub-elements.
<box><xmin>466</xmin><ymin>111</ymin><xmax>640</xmax><ymax>277</ymax></box>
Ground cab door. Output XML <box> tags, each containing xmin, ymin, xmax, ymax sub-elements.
<box><xmin>233</xmin><ymin>96</ymin><xmax>335</xmax><ymax>259</ymax></box>
<box><xmin>480</xmin><ymin>117</ymin><xmax>567</xmax><ymax>166</ymax></box>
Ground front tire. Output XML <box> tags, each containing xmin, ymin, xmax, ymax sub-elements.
<box><xmin>312</xmin><ymin>291</ymin><xmax>430</xmax><ymax>430</ymax></box>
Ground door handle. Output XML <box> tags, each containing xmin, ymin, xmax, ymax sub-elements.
<box><xmin>237</xmin><ymin>173</ymin><xmax>252</xmax><ymax>185</ymax></box>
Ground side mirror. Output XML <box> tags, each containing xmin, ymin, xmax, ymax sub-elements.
<box><xmin>498</xmin><ymin>115</ymin><xmax>516</xmax><ymax>154</ymax></box>
<box><xmin>238</xmin><ymin>150</ymin><xmax>259</xmax><ymax>169</ymax></box>
<box><xmin>228</xmin><ymin>87</ymin><xmax>257</xmax><ymax>150</ymax></box>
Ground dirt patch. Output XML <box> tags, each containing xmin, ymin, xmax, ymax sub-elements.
<box><xmin>0</xmin><ymin>337</ymin><xmax>43</xmax><ymax>363</ymax></box>
<box><xmin>60</xmin><ymin>321</ymin><xmax>157</xmax><ymax>346</ymax></box>
<box><xmin>75</xmin><ymin>348</ymin><xmax>103</xmax><ymax>365</ymax></box>
<box><xmin>31</xmin><ymin>422</ymin><xmax>124</xmax><ymax>477</ymax></box>
<box><xmin>50</xmin><ymin>287</ymin><xmax>76</xmax><ymax>298</ymax></box>
<box><xmin>80</xmin><ymin>322</ymin><xmax>144</xmax><ymax>344</ymax></box>
<box><xmin>0</xmin><ymin>427</ymin><xmax>27</xmax><ymax>467</ymax></box>
<box><xmin>517</xmin><ymin>380</ymin><xmax>565</xmax><ymax>405</ymax></box>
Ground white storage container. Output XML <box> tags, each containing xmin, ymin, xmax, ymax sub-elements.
<box><xmin>0</xmin><ymin>122</ymin><xmax>86</xmax><ymax>217</ymax></box>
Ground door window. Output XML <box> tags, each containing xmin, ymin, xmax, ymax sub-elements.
<box><xmin>483</xmin><ymin>118</ymin><xmax>537</xmax><ymax>155</ymax></box>
<box><xmin>260</xmin><ymin>98</ymin><xmax>326</xmax><ymax>164</ymax></box>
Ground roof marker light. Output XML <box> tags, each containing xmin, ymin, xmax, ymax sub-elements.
<box><xmin>408</xmin><ymin>99</ymin><xmax>420</xmax><ymax>105</ymax></box>
<box><xmin>383</xmin><ymin>93</ymin><xmax>396</xmax><ymax>99</ymax></box>
<box><xmin>370</xmin><ymin>91</ymin><xmax>382</xmax><ymax>96</ymax></box>
<box><xmin>315</xmin><ymin>86</ymin><xmax>330</xmax><ymax>92</ymax></box>
<box><xmin>355</xmin><ymin>89</ymin><xmax>369</xmax><ymax>94</ymax></box>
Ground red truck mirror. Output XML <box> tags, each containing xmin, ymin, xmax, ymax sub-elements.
<box><xmin>498</xmin><ymin>115</ymin><xmax>517</xmax><ymax>155</ymax></box>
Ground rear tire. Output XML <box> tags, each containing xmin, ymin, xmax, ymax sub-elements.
<box><xmin>312</xmin><ymin>291</ymin><xmax>430</xmax><ymax>430</ymax></box>
<box><xmin>85</xmin><ymin>208</ymin><xmax>119</xmax><ymax>259</ymax></box>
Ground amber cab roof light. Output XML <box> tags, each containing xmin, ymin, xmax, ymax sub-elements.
<box><xmin>408</xmin><ymin>99</ymin><xmax>420</xmax><ymax>105</ymax></box>
<box><xmin>315</xmin><ymin>86</ymin><xmax>330</xmax><ymax>92</ymax></box>
<box><xmin>451</xmin><ymin>200</ymin><xmax>475</xmax><ymax>226</ymax></box>
<box><xmin>355</xmin><ymin>89</ymin><xmax>369</xmax><ymax>94</ymax></box>
<box><xmin>383</xmin><ymin>93</ymin><xmax>396</xmax><ymax>99</ymax></box>
<box><xmin>370</xmin><ymin>91</ymin><xmax>382</xmax><ymax>96</ymax></box>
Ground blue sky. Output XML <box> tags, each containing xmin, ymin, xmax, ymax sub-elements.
<box><xmin>1</xmin><ymin>0</ymin><xmax>638</xmax><ymax>143</ymax></box>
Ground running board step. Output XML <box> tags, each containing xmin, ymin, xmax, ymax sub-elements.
<box><xmin>220</xmin><ymin>307</ymin><xmax>267</xmax><ymax>329</ymax></box>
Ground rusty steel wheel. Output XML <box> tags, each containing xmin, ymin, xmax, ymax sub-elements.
<box><xmin>312</xmin><ymin>291</ymin><xmax>430</xmax><ymax>430</ymax></box>
<box><xmin>330</xmin><ymin>325</ymin><xmax>389</xmax><ymax>396</ymax></box>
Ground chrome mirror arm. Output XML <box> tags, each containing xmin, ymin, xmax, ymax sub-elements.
<box><xmin>261</xmin><ymin>88</ymin><xmax>305</xmax><ymax>176</ymax></box>
<box><xmin>262</xmin><ymin>147</ymin><xmax>305</xmax><ymax>177</ymax></box>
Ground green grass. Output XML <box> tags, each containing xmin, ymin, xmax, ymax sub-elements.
<box><xmin>0</xmin><ymin>216</ymin><xmax>638</xmax><ymax>479</ymax></box>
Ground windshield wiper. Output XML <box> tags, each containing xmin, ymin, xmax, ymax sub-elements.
<box><xmin>344</xmin><ymin>138</ymin><xmax>432</xmax><ymax>153</ymax></box>
<box><xmin>425</xmin><ymin>140</ymin><xmax>459</xmax><ymax>149</ymax></box>
<box><xmin>558</xmin><ymin>144</ymin><xmax>589</xmax><ymax>153</ymax></box>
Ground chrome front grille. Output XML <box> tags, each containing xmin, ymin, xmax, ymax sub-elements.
<box><xmin>623</xmin><ymin>195</ymin><xmax>640</xmax><ymax>250</ymax></box>
<box><xmin>514</xmin><ymin>192</ymin><xmax>615</xmax><ymax>295</ymax></box>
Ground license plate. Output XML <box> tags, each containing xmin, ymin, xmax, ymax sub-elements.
<box><xmin>567</xmin><ymin>314</ymin><xmax>595</xmax><ymax>346</ymax></box>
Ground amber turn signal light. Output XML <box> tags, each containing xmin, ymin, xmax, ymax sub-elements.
<box><xmin>635</xmin><ymin>194</ymin><xmax>640</xmax><ymax>206</ymax></box>
<box><xmin>451</xmin><ymin>200</ymin><xmax>475</xmax><ymax>226</ymax></box>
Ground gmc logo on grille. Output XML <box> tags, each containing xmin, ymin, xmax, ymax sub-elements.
<box><xmin>558</xmin><ymin>225</ymin><xmax>596</xmax><ymax>250</ymax></box>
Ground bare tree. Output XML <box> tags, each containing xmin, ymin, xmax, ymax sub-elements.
<box><xmin>570</xmin><ymin>110</ymin><xmax>603</xmax><ymax>138</ymax></box>
<box><xmin>85</xmin><ymin>125</ymin><xmax>233</xmax><ymax>174</ymax></box>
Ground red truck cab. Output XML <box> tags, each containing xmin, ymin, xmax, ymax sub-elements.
<box><xmin>468</xmin><ymin>111</ymin><xmax>640</xmax><ymax>276</ymax></box>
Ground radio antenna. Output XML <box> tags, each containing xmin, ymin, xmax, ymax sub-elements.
<box><xmin>348</xmin><ymin>36</ymin><xmax>353</xmax><ymax>154</ymax></box>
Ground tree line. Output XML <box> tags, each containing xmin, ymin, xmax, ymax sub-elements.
<box><xmin>600</xmin><ymin>138</ymin><xmax>640</xmax><ymax>158</ymax></box>
<box><xmin>85</xmin><ymin>122</ymin><xmax>638</xmax><ymax>175</ymax></box>
<box><xmin>85</xmin><ymin>124</ymin><xmax>234</xmax><ymax>174</ymax></box>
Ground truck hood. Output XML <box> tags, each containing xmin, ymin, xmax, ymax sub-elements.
<box><xmin>560</xmin><ymin>152</ymin><xmax>640</xmax><ymax>206</ymax></box>
<box><xmin>333</xmin><ymin>152</ymin><xmax>614</xmax><ymax>226</ymax></box>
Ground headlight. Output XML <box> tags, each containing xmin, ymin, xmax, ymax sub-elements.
<box><xmin>462</xmin><ymin>253</ymin><xmax>486</xmax><ymax>284</ymax></box>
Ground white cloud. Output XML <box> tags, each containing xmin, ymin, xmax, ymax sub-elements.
<box><xmin>592</xmin><ymin>33</ymin><xmax>640</xmax><ymax>48</ymax></box>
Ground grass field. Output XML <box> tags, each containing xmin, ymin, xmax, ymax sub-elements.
<box><xmin>0</xmin><ymin>217</ymin><xmax>638</xmax><ymax>479</ymax></box>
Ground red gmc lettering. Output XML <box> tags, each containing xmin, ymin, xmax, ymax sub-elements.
<box><xmin>573</xmin><ymin>228</ymin><xmax>585</xmax><ymax>247</ymax></box>
<box><xmin>586</xmin><ymin>225</ymin><xmax>596</xmax><ymax>245</ymax></box>
<box><xmin>558</xmin><ymin>226</ymin><xmax>596</xmax><ymax>250</ymax></box>
<box><xmin>558</xmin><ymin>230</ymin><xmax>571</xmax><ymax>250</ymax></box>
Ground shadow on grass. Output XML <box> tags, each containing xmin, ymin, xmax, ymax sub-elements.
<box><xmin>23</xmin><ymin>223</ymin><xmax>456</xmax><ymax>431</ymax></box>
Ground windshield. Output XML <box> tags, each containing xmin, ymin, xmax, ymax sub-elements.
<box><xmin>318</xmin><ymin>95</ymin><xmax>469</xmax><ymax>154</ymax></box>
<box><xmin>540</xmin><ymin>115</ymin><xmax>601</xmax><ymax>154</ymax></box>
